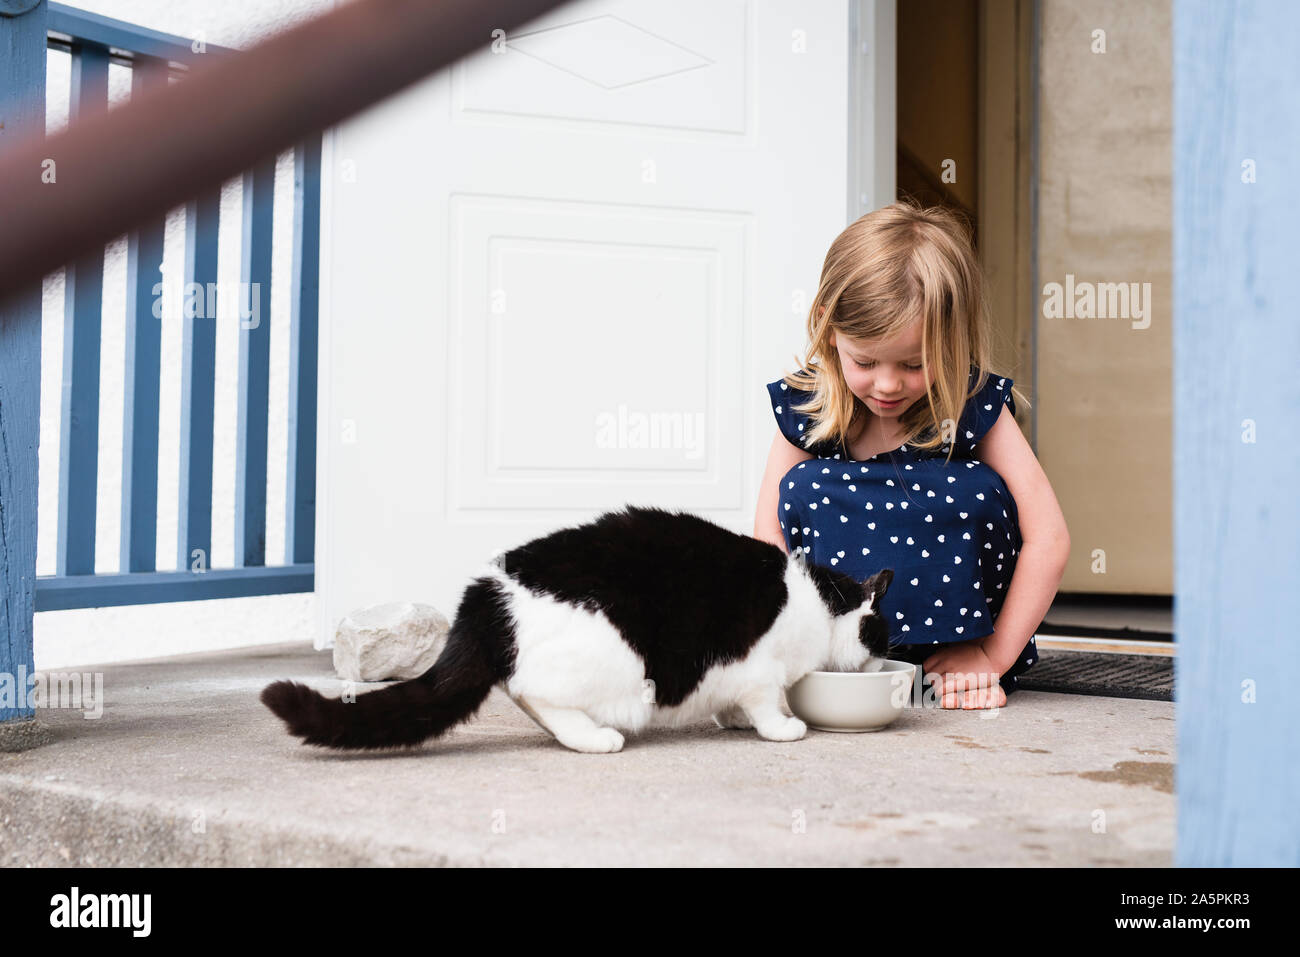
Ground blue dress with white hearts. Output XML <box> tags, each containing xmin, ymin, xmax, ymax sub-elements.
<box><xmin>766</xmin><ymin>366</ymin><xmax>1038</xmax><ymax>694</ymax></box>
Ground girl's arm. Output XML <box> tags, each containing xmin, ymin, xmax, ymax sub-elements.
<box><xmin>754</xmin><ymin>430</ymin><xmax>813</xmax><ymax>551</ymax></box>
<box><xmin>972</xmin><ymin>406</ymin><xmax>1072</xmax><ymax>673</ymax></box>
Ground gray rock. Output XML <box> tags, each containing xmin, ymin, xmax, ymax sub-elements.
<box><xmin>333</xmin><ymin>601</ymin><xmax>451</xmax><ymax>682</ymax></box>
<box><xmin>0</xmin><ymin>718</ymin><xmax>53</xmax><ymax>753</ymax></box>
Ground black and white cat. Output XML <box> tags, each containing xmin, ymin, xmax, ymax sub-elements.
<box><xmin>261</xmin><ymin>506</ymin><xmax>895</xmax><ymax>754</ymax></box>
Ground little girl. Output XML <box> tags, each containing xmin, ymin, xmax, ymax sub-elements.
<box><xmin>755</xmin><ymin>200</ymin><xmax>1071</xmax><ymax>709</ymax></box>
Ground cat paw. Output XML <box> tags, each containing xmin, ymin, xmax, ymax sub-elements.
<box><xmin>590</xmin><ymin>728</ymin><xmax>625</xmax><ymax>752</ymax></box>
<box><xmin>559</xmin><ymin>727</ymin><xmax>625</xmax><ymax>754</ymax></box>
<box><xmin>756</xmin><ymin>716</ymin><xmax>807</xmax><ymax>742</ymax></box>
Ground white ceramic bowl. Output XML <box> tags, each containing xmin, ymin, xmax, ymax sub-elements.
<box><xmin>786</xmin><ymin>660</ymin><xmax>916</xmax><ymax>732</ymax></box>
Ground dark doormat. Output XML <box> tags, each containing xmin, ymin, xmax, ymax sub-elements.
<box><xmin>1017</xmin><ymin>649</ymin><xmax>1173</xmax><ymax>702</ymax></box>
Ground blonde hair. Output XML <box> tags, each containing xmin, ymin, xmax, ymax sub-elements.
<box><xmin>783</xmin><ymin>199</ymin><xmax>1029</xmax><ymax>463</ymax></box>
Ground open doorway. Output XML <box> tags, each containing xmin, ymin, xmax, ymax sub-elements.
<box><xmin>897</xmin><ymin>0</ymin><xmax>1034</xmax><ymax>424</ymax></box>
<box><xmin>896</xmin><ymin>0</ymin><xmax>1173</xmax><ymax>674</ymax></box>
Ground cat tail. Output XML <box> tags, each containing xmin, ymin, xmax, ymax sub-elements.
<box><xmin>260</xmin><ymin>577</ymin><xmax>515</xmax><ymax>750</ymax></box>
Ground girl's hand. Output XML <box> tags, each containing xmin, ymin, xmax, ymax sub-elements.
<box><xmin>921</xmin><ymin>640</ymin><xmax>1008</xmax><ymax>710</ymax></box>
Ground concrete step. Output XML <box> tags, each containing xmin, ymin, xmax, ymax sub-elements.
<box><xmin>0</xmin><ymin>641</ymin><xmax>1175</xmax><ymax>866</ymax></box>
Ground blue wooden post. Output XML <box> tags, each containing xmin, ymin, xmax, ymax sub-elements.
<box><xmin>177</xmin><ymin>191</ymin><xmax>219</xmax><ymax>573</ymax></box>
<box><xmin>55</xmin><ymin>41</ymin><xmax>109</xmax><ymax>577</ymax></box>
<box><xmin>0</xmin><ymin>0</ymin><xmax>48</xmax><ymax>740</ymax></box>
<box><xmin>235</xmin><ymin>157</ymin><xmax>275</xmax><ymax>568</ymax></box>
<box><xmin>1174</xmin><ymin>0</ymin><xmax>1300</xmax><ymax>864</ymax></box>
<box><xmin>286</xmin><ymin>135</ymin><xmax>321</xmax><ymax>565</ymax></box>
<box><xmin>120</xmin><ymin>57</ymin><xmax>170</xmax><ymax>573</ymax></box>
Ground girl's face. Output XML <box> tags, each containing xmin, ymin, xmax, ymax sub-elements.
<box><xmin>828</xmin><ymin>319</ymin><xmax>929</xmax><ymax>419</ymax></box>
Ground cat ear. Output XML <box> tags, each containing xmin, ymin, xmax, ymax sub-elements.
<box><xmin>862</xmin><ymin>568</ymin><xmax>893</xmax><ymax>603</ymax></box>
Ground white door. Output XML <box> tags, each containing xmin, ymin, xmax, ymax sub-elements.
<box><xmin>316</xmin><ymin>0</ymin><xmax>893</xmax><ymax>644</ymax></box>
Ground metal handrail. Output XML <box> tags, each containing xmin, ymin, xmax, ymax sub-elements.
<box><xmin>0</xmin><ymin>0</ymin><xmax>567</xmax><ymax>299</ymax></box>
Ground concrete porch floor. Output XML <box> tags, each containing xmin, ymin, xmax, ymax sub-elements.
<box><xmin>0</xmin><ymin>642</ymin><xmax>1175</xmax><ymax>866</ymax></box>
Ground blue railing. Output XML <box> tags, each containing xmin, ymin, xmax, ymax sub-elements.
<box><xmin>31</xmin><ymin>3</ymin><xmax>319</xmax><ymax>610</ymax></box>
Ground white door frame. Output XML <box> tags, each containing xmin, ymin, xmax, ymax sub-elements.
<box><xmin>850</xmin><ymin>0</ymin><xmax>897</xmax><ymax>218</ymax></box>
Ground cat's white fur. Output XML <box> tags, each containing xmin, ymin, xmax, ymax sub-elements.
<box><xmin>482</xmin><ymin>554</ymin><xmax>885</xmax><ymax>753</ymax></box>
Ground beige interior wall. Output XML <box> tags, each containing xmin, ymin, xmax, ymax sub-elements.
<box><xmin>899</xmin><ymin>0</ymin><xmax>1031</xmax><ymax>428</ymax></box>
<box><xmin>897</xmin><ymin>0</ymin><xmax>979</xmax><ymax>212</ymax></box>
<box><xmin>1037</xmin><ymin>0</ymin><xmax>1172</xmax><ymax>594</ymax></box>
<box><xmin>977</xmin><ymin>0</ymin><xmax>1034</xmax><ymax>433</ymax></box>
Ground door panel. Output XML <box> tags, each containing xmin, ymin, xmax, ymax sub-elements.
<box><xmin>318</xmin><ymin>0</ymin><xmax>872</xmax><ymax>641</ymax></box>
